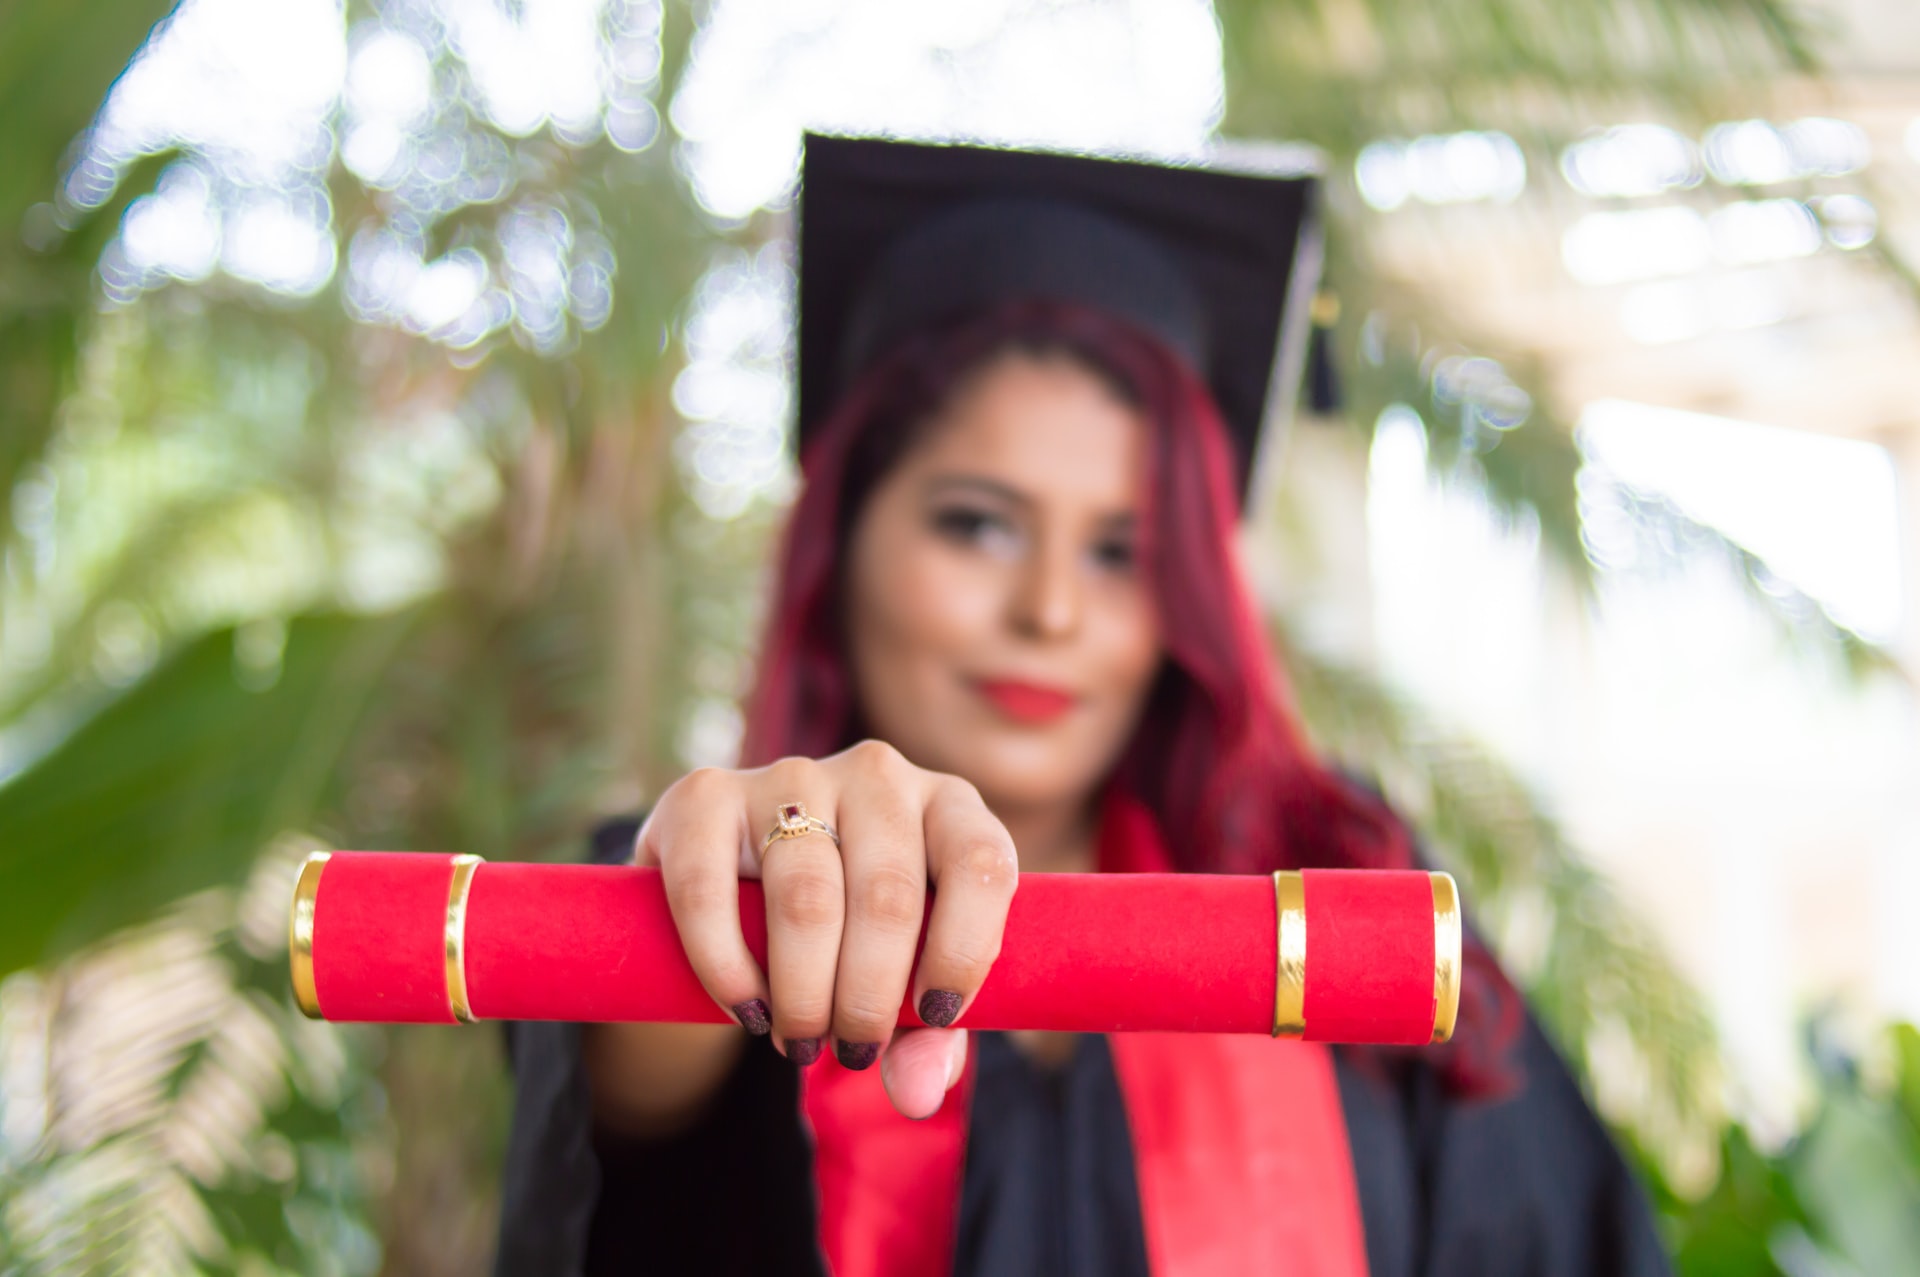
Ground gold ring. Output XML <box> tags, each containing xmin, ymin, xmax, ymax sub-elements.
<box><xmin>760</xmin><ymin>800</ymin><xmax>839</xmax><ymax>858</ymax></box>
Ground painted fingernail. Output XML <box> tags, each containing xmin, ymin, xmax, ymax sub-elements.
<box><xmin>785</xmin><ymin>1037</ymin><xmax>822</xmax><ymax>1067</ymax></box>
<box><xmin>732</xmin><ymin>999</ymin><xmax>772</xmax><ymax>1036</ymax></box>
<box><xmin>835</xmin><ymin>1040</ymin><xmax>880</xmax><ymax>1071</ymax></box>
<box><xmin>918</xmin><ymin>989</ymin><xmax>963</xmax><ymax>1028</ymax></box>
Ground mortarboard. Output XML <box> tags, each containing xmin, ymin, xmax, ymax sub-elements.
<box><xmin>796</xmin><ymin>133</ymin><xmax>1330</xmax><ymax>506</ymax></box>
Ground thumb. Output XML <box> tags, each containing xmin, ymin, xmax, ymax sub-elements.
<box><xmin>879</xmin><ymin>1027</ymin><xmax>968</xmax><ymax>1120</ymax></box>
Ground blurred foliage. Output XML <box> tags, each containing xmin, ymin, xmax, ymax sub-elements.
<box><xmin>1648</xmin><ymin>1022</ymin><xmax>1920</xmax><ymax>1277</ymax></box>
<box><xmin>1213</xmin><ymin>0</ymin><xmax>1819</xmax><ymax>155</ymax></box>
<box><xmin>0</xmin><ymin>0</ymin><xmax>178</xmax><ymax>506</ymax></box>
<box><xmin>0</xmin><ymin>615</ymin><xmax>414</xmax><ymax>978</ymax></box>
<box><xmin>1286</xmin><ymin>615</ymin><xmax>1920</xmax><ymax>1275</ymax></box>
<box><xmin>1281</xmin><ymin>617</ymin><xmax>1726</xmax><ymax>1184</ymax></box>
<box><xmin>0</xmin><ymin>0</ymin><xmax>1913</xmax><ymax>1273</ymax></box>
<box><xmin>0</xmin><ymin>845</ymin><xmax>388</xmax><ymax>1275</ymax></box>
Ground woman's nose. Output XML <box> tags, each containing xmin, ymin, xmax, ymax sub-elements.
<box><xmin>1010</xmin><ymin>538</ymin><xmax>1082</xmax><ymax>640</ymax></box>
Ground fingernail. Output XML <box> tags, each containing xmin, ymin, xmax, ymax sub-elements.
<box><xmin>835</xmin><ymin>1040</ymin><xmax>880</xmax><ymax>1071</ymax></box>
<box><xmin>785</xmin><ymin>1037</ymin><xmax>822</xmax><ymax>1067</ymax></box>
<box><xmin>918</xmin><ymin>989</ymin><xmax>963</xmax><ymax>1028</ymax></box>
<box><xmin>732</xmin><ymin>999</ymin><xmax>772</xmax><ymax>1036</ymax></box>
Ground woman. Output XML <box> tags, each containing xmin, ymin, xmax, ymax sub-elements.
<box><xmin>494</xmin><ymin>136</ymin><xmax>1670</xmax><ymax>1277</ymax></box>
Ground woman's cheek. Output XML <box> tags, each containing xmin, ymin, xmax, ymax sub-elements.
<box><xmin>900</xmin><ymin>545</ymin><xmax>1008</xmax><ymax>645</ymax></box>
<box><xmin>1095</xmin><ymin>580</ymin><xmax>1161</xmax><ymax>677</ymax></box>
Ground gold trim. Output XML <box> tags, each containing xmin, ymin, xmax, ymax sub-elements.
<box><xmin>290</xmin><ymin>852</ymin><xmax>331</xmax><ymax>1020</ymax></box>
<box><xmin>1273</xmin><ymin>870</ymin><xmax>1307</xmax><ymax>1037</ymax></box>
<box><xmin>1430</xmin><ymin>872</ymin><xmax>1462</xmax><ymax>1044</ymax></box>
<box><xmin>444</xmin><ymin>855</ymin><xmax>484</xmax><ymax>1024</ymax></box>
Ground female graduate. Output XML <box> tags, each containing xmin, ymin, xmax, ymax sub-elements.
<box><xmin>493</xmin><ymin>135</ymin><xmax>1671</xmax><ymax>1277</ymax></box>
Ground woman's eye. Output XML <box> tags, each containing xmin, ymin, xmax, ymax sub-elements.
<box><xmin>930</xmin><ymin>506</ymin><xmax>1017</xmax><ymax>550</ymax></box>
<box><xmin>1091</xmin><ymin>536</ymin><xmax>1137</xmax><ymax>572</ymax></box>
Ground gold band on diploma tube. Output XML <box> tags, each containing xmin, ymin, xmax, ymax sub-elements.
<box><xmin>1430</xmin><ymin>871</ymin><xmax>1462</xmax><ymax>1044</ymax></box>
<box><xmin>290</xmin><ymin>852</ymin><xmax>330</xmax><ymax>1020</ymax></box>
<box><xmin>444</xmin><ymin>855</ymin><xmax>484</xmax><ymax>1024</ymax></box>
<box><xmin>1272</xmin><ymin>870</ymin><xmax>1307</xmax><ymax>1037</ymax></box>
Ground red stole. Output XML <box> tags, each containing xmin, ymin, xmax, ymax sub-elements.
<box><xmin>800</xmin><ymin>795</ymin><xmax>1372</xmax><ymax>1277</ymax></box>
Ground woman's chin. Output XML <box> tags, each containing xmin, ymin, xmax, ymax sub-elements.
<box><xmin>943</xmin><ymin>737</ymin><xmax>1111</xmax><ymax>815</ymax></box>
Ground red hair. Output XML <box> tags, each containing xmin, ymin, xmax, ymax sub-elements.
<box><xmin>742</xmin><ymin>300</ymin><xmax>1518</xmax><ymax>1094</ymax></box>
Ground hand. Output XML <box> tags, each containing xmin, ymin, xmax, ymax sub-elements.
<box><xmin>634</xmin><ymin>739</ymin><xmax>1019</xmax><ymax>1119</ymax></box>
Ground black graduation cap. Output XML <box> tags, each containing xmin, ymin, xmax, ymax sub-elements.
<box><xmin>796</xmin><ymin>133</ymin><xmax>1332</xmax><ymax>505</ymax></box>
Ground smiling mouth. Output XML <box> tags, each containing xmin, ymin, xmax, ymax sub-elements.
<box><xmin>971</xmin><ymin>678</ymin><xmax>1079</xmax><ymax>724</ymax></box>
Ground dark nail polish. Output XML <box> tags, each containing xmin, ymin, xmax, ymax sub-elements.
<box><xmin>918</xmin><ymin>989</ymin><xmax>963</xmax><ymax>1028</ymax></box>
<box><xmin>836</xmin><ymin>1040</ymin><xmax>880</xmax><ymax>1071</ymax></box>
<box><xmin>785</xmin><ymin>1037</ymin><xmax>822</xmax><ymax>1067</ymax></box>
<box><xmin>732</xmin><ymin>999</ymin><xmax>772</xmax><ymax>1036</ymax></box>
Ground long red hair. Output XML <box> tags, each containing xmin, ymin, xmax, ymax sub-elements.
<box><xmin>741</xmin><ymin>300</ymin><xmax>1517</xmax><ymax>1094</ymax></box>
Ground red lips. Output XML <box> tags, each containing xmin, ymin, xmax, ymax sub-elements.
<box><xmin>973</xmin><ymin>678</ymin><xmax>1078</xmax><ymax>724</ymax></box>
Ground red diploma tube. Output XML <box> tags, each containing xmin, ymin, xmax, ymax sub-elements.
<box><xmin>290</xmin><ymin>853</ymin><xmax>1461</xmax><ymax>1046</ymax></box>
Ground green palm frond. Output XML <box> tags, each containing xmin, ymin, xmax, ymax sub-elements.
<box><xmin>1214</xmin><ymin>0</ymin><xmax>1821</xmax><ymax>151</ymax></box>
<box><xmin>0</xmin><ymin>845</ymin><xmax>385</xmax><ymax>1276</ymax></box>
<box><xmin>1313</xmin><ymin>300</ymin><xmax>1894</xmax><ymax>677</ymax></box>
<box><xmin>0</xmin><ymin>614</ymin><xmax>415</xmax><ymax>983</ymax></box>
<box><xmin>1593</xmin><ymin>480</ymin><xmax>1904</xmax><ymax>682</ymax></box>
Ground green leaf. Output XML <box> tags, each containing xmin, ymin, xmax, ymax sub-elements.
<box><xmin>1213</xmin><ymin>0</ymin><xmax>1818</xmax><ymax>150</ymax></box>
<box><xmin>1894</xmin><ymin>1023</ymin><xmax>1920</xmax><ymax>1139</ymax></box>
<box><xmin>1791</xmin><ymin>1092</ymin><xmax>1920</xmax><ymax>1277</ymax></box>
<box><xmin>0</xmin><ymin>611</ymin><xmax>416</xmax><ymax>980</ymax></box>
<box><xmin>0</xmin><ymin>0</ymin><xmax>180</xmax><ymax>229</ymax></box>
<box><xmin>1662</xmin><ymin>1125</ymin><xmax>1805</xmax><ymax>1277</ymax></box>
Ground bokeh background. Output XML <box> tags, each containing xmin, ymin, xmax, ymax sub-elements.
<box><xmin>2</xmin><ymin>0</ymin><xmax>1918</xmax><ymax>1273</ymax></box>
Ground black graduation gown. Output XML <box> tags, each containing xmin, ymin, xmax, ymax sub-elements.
<box><xmin>492</xmin><ymin>819</ymin><xmax>1673</xmax><ymax>1277</ymax></box>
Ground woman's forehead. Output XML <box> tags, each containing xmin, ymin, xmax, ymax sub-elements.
<box><xmin>911</xmin><ymin>354</ymin><xmax>1148</xmax><ymax>511</ymax></box>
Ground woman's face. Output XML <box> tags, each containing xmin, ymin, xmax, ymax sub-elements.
<box><xmin>845</xmin><ymin>349</ymin><xmax>1164</xmax><ymax>819</ymax></box>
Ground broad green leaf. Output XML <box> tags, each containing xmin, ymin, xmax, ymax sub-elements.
<box><xmin>0</xmin><ymin>0</ymin><xmax>180</xmax><ymax>228</ymax></box>
<box><xmin>1791</xmin><ymin>1093</ymin><xmax>1920</xmax><ymax>1277</ymax></box>
<box><xmin>0</xmin><ymin>611</ymin><xmax>415</xmax><ymax>980</ymax></box>
<box><xmin>1662</xmin><ymin>1125</ymin><xmax>1805</xmax><ymax>1277</ymax></box>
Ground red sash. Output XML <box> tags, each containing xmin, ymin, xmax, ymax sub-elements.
<box><xmin>801</xmin><ymin>795</ymin><xmax>1372</xmax><ymax>1277</ymax></box>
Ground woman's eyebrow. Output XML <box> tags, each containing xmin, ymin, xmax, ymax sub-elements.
<box><xmin>921</xmin><ymin>473</ymin><xmax>1030</xmax><ymax>508</ymax></box>
<box><xmin>923</xmin><ymin>473</ymin><xmax>1141</xmax><ymax>529</ymax></box>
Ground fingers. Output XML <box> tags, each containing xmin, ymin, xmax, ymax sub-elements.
<box><xmin>646</xmin><ymin>742</ymin><xmax>1009</xmax><ymax>1078</ymax></box>
<box><xmin>914</xmin><ymin>776</ymin><xmax>1018</xmax><ymax>1028</ymax></box>
<box><xmin>880</xmin><ymin>1027</ymin><xmax>968</xmax><ymax>1120</ymax></box>
<box><xmin>755</xmin><ymin>757</ymin><xmax>846</xmax><ymax>1064</ymax></box>
<box><xmin>643</xmin><ymin>769</ymin><xmax>771</xmax><ymax>1035</ymax></box>
<box><xmin>828</xmin><ymin>742</ymin><xmax>929</xmax><ymax>1067</ymax></box>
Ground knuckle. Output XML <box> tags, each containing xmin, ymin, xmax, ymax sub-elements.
<box><xmin>935</xmin><ymin>772</ymin><xmax>984</xmax><ymax>806</ymax></box>
<box><xmin>761</xmin><ymin>755</ymin><xmax>818</xmax><ymax>791</ymax></box>
<box><xmin>852</xmin><ymin>865</ymin><xmax>925</xmax><ymax>933</ymax></box>
<box><xmin>835</xmin><ymin>989</ymin><xmax>900</xmax><ymax>1036</ymax></box>
<box><xmin>775</xmin><ymin>999</ymin><xmax>833</xmax><ymax>1034</ymax></box>
<box><xmin>669</xmin><ymin>766</ymin><xmax>737</xmax><ymax>809</ymax></box>
<box><xmin>951</xmin><ymin>838</ymin><xmax>1019</xmax><ymax>895</ymax></box>
<box><xmin>667</xmin><ymin>867</ymin><xmax>735</xmax><ymax>919</ymax></box>
<box><xmin>769</xmin><ymin>868</ymin><xmax>843</xmax><ymax>933</ymax></box>
<box><xmin>844</xmin><ymin>738</ymin><xmax>912</xmax><ymax>784</ymax></box>
<box><xmin>935</xmin><ymin>936</ymin><xmax>999</xmax><ymax>988</ymax></box>
<box><xmin>705</xmin><ymin>956</ymin><xmax>760</xmax><ymax>997</ymax></box>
